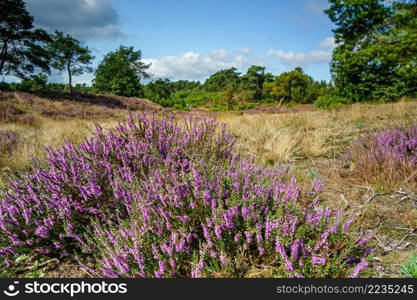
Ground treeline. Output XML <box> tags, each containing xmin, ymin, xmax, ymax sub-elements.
<box><xmin>143</xmin><ymin>66</ymin><xmax>332</xmax><ymax>110</ymax></box>
<box><xmin>1</xmin><ymin>0</ymin><xmax>416</xmax><ymax>110</ymax></box>
<box><xmin>0</xmin><ymin>74</ymin><xmax>92</xmax><ymax>94</ymax></box>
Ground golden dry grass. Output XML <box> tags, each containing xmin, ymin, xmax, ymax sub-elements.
<box><xmin>0</xmin><ymin>117</ymin><xmax>118</xmax><ymax>170</ymax></box>
<box><xmin>218</xmin><ymin>100</ymin><xmax>417</xmax><ymax>165</ymax></box>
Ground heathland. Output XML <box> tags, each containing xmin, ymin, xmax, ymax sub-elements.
<box><xmin>1</xmin><ymin>91</ymin><xmax>416</xmax><ymax>277</ymax></box>
<box><xmin>1</xmin><ymin>0</ymin><xmax>417</xmax><ymax>278</ymax></box>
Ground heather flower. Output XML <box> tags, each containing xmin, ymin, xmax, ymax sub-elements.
<box><xmin>53</xmin><ymin>242</ymin><xmax>62</xmax><ymax>248</ymax></box>
<box><xmin>342</xmin><ymin>218</ymin><xmax>354</xmax><ymax>232</ymax></box>
<box><xmin>347</xmin><ymin>126</ymin><xmax>417</xmax><ymax>187</ymax></box>
<box><xmin>0</xmin><ymin>114</ymin><xmax>373</xmax><ymax>278</ymax></box>
<box><xmin>214</xmin><ymin>225</ymin><xmax>222</xmax><ymax>239</ymax></box>
<box><xmin>219</xmin><ymin>252</ymin><xmax>228</xmax><ymax>265</ymax></box>
<box><xmin>349</xmin><ymin>258</ymin><xmax>369</xmax><ymax>278</ymax></box>
<box><xmin>34</xmin><ymin>226</ymin><xmax>49</xmax><ymax>238</ymax></box>
<box><xmin>311</xmin><ymin>256</ymin><xmax>326</xmax><ymax>266</ymax></box>
<box><xmin>357</xmin><ymin>233</ymin><xmax>373</xmax><ymax>246</ymax></box>
<box><xmin>290</xmin><ymin>240</ymin><xmax>301</xmax><ymax>261</ymax></box>
<box><xmin>275</xmin><ymin>237</ymin><xmax>294</xmax><ymax>272</ymax></box>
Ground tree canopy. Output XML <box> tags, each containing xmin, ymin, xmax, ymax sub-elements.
<box><xmin>203</xmin><ymin>68</ymin><xmax>241</xmax><ymax>92</ymax></box>
<box><xmin>326</xmin><ymin>0</ymin><xmax>417</xmax><ymax>101</ymax></box>
<box><xmin>92</xmin><ymin>46</ymin><xmax>151</xmax><ymax>97</ymax></box>
<box><xmin>240</xmin><ymin>65</ymin><xmax>272</xmax><ymax>100</ymax></box>
<box><xmin>0</xmin><ymin>0</ymin><xmax>51</xmax><ymax>78</ymax></box>
<box><xmin>48</xmin><ymin>31</ymin><xmax>94</xmax><ymax>93</ymax></box>
<box><xmin>263</xmin><ymin>67</ymin><xmax>312</xmax><ymax>104</ymax></box>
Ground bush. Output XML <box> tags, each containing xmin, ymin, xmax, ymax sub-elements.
<box><xmin>0</xmin><ymin>82</ymin><xmax>12</xmax><ymax>91</ymax></box>
<box><xmin>347</xmin><ymin>126</ymin><xmax>417</xmax><ymax>188</ymax></box>
<box><xmin>0</xmin><ymin>114</ymin><xmax>372</xmax><ymax>277</ymax></box>
<box><xmin>85</xmin><ymin>165</ymin><xmax>372</xmax><ymax>278</ymax></box>
<box><xmin>314</xmin><ymin>95</ymin><xmax>350</xmax><ymax>108</ymax></box>
<box><xmin>0</xmin><ymin>115</ymin><xmax>234</xmax><ymax>259</ymax></box>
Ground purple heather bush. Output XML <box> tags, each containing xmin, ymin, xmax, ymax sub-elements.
<box><xmin>347</xmin><ymin>126</ymin><xmax>417</xmax><ymax>188</ymax></box>
<box><xmin>0</xmin><ymin>114</ymin><xmax>372</xmax><ymax>277</ymax></box>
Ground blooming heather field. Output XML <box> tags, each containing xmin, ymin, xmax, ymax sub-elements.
<box><xmin>0</xmin><ymin>93</ymin><xmax>417</xmax><ymax>278</ymax></box>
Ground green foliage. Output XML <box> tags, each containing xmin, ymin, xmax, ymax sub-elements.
<box><xmin>144</xmin><ymin>79</ymin><xmax>172</xmax><ymax>101</ymax></box>
<box><xmin>326</xmin><ymin>0</ymin><xmax>417</xmax><ymax>102</ymax></box>
<box><xmin>92</xmin><ymin>46</ymin><xmax>150</xmax><ymax>97</ymax></box>
<box><xmin>263</xmin><ymin>67</ymin><xmax>326</xmax><ymax>104</ymax></box>
<box><xmin>48</xmin><ymin>31</ymin><xmax>94</xmax><ymax>93</ymax></box>
<box><xmin>239</xmin><ymin>65</ymin><xmax>269</xmax><ymax>100</ymax></box>
<box><xmin>216</xmin><ymin>82</ymin><xmax>236</xmax><ymax>110</ymax></box>
<box><xmin>0</xmin><ymin>81</ymin><xmax>11</xmax><ymax>91</ymax></box>
<box><xmin>0</xmin><ymin>254</ymin><xmax>46</xmax><ymax>278</ymax></box>
<box><xmin>314</xmin><ymin>94</ymin><xmax>350</xmax><ymax>108</ymax></box>
<box><xmin>142</xmin><ymin>66</ymin><xmax>332</xmax><ymax>110</ymax></box>
<box><xmin>15</xmin><ymin>73</ymin><xmax>48</xmax><ymax>93</ymax></box>
<box><xmin>203</xmin><ymin>68</ymin><xmax>240</xmax><ymax>92</ymax></box>
<box><xmin>401</xmin><ymin>254</ymin><xmax>417</xmax><ymax>278</ymax></box>
<box><xmin>0</xmin><ymin>78</ymin><xmax>92</xmax><ymax>94</ymax></box>
<box><xmin>0</xmin><ymin>0</ymin><xmax>51</xmax><ymax>78</ymax></box>
<box><xmin>143</xmin><ymin>79</ymin><xmax>203</xmax><ymax>109</ymax></box>
<box><xmin>325</xmin><ymin>0</ymin><xmax>389</xmax><ymax>43</ymax></box>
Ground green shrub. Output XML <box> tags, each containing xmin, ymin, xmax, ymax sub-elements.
<box><xmin>314</xmin><ymin>95</ymin><xmax>350</xmax><ymax>108</ymax></box>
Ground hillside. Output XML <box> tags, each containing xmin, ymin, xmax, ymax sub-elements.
<box><xmin>0</xmin><ymin>91</ymin><xmax>163</xmax><ymax>122</ymax></box>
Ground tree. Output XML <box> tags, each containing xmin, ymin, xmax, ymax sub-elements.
<box><xmin>217</xmin><ymin>82</ymin><xmax>236</xmax><ymax>110</ymax></box>
<box><xmin>144</xmin><ymin>79</ymin><xmax>172</xmax><ymax>102</ymax></box>
<box><xmin>48</xmin><ymin>31</ymin><xmax>94</xmax><ymax>93</ymax></box>
<box><xmin>170</xmin><ymin>80</ymin><xmax>201</xmax><ymax>93</ymax></box>
<box><xmin>325</xmin><ymin>0</ymin><xmax>389</xmax><ymax>44</ymax></box>
<box><xmin>263</xmin><ymin>67</ymin><xmax>310</xmax><ymax>103</ymax></box>
<box><xmin>203</xmin><ymin>68</ymin><xmax>240</xmax><ymax>92</ymax></box>
<box><xmin>326</xmin><ymin>0</ymin><xmax>417</xmax><ymax>101</ymax></box>
<box><xmin>240</xmin><ymin>65</ymin><xmax>266</xmax><ymax>100</ymax></box>
<box><xmin>93</xmin><ymin>46</ymin><xmax>151</xmax><ymax>97</ymax></box>
<box><xmin>0</xmin><ymin>0</ymin><xmax>51</xmax><ymax>78</ymax></box>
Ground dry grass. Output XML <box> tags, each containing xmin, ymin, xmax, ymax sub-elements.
<box><xmin>218</xmin><ymin>100</ymin><xmax>417</xmax><ymax>165</ymax></box>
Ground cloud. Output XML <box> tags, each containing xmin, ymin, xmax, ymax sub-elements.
<box><xmin>143</xmin><ymin>50</ymin><xmax>263</xmax><ymax>81</ymax></box>
<box><xmin>238</xmin><ymin>48</ymin><xmax>252</xmax><ymax>55</ymax></box>
<box><xmin>267</xmin><ymin>37</ymin><xmax>335</xmax><ymax>66</ymax></box>
<box><xmin>25</xmin><ymin>0</ymin><xmax>125</xmax><ymax>40</ymax></box>
<box><xmin>210</xmin><ymin>49</ymin><xmax>229</xmax><ymax>59</ymax></box>
<box><xmin>318</xmin><ymin>36</ymin><xmax>336</xmax><ymax>49</ymax></box>
<box><xmin>267</xmin><ymin>49</ymin><xmax>331</xmax><ymax>66</ymax></box>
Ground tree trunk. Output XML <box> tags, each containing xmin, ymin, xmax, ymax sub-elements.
<box><xmin>67</xmin><ymin>60</ymin><xmax>72</xmax><ymax>94</ymax></box>
<box><xmin>0</xmin><ymin>41</ymin><xmax>8</xmax><ymax>75</ymax></box>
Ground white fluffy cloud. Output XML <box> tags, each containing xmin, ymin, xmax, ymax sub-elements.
<box><xmin>143</xmin><ymin>49</ymin><xmax>263</xmax><ymax>81</ymax></box>
<box><xmin>267</xmin><ymin>36</ymin><xmax>335</xmax><ymax>66</ymax></box>
<box><xmin>267</xmin><ymin>49</ymin><xmax>331</xmax><ymax>66</ymax></box>
<box><xmin>25</xmin><ymin>0</ymin><xmax>125</xmax><ymax>40</ymax></box>
<box><xmin>319</xmin><ymin>36</ymin><xmax>336</xmax><ymax>49</ymax></box>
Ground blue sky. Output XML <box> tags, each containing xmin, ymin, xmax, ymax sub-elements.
<box><xmin>24</xmin><ymin>0</ymin><xmax>335</xmax><ymax>84</ymax></box>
